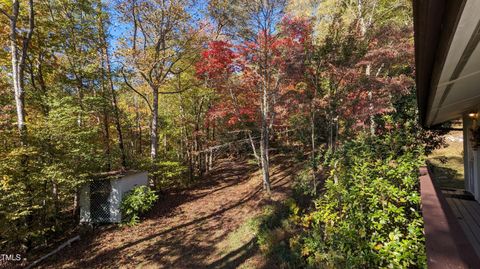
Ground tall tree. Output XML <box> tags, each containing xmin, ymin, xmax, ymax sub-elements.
<box><xmin>1</xmin><ymin>0</ymin><xmax>34</xmax><ymax>145</ymax></box>
<box><xmin>205</xmin><ymin>1</ymin><xmax>315</xmax><ymax>194</ymax></box>
<box><xmin>98</xmin><ymin>6</ymin><xmax>128</xmax><ymax>169</ymax></box>
<box><xmin>118</xmin><ymin>0</ymin><xmax>201</xmax><ymax>161</ymax></box>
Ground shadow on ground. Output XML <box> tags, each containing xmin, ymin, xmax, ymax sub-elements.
<box><xmin>35</xmin><ymin>155</ymin><xmax>303</xmax><ymax>268</ymax></box>
<box><xmin>426</xmin><ymin>157</ymin><xmax>464</xmax><ymax>190</ymax></box>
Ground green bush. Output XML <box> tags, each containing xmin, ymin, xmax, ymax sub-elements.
<box><xmin>290</xmin><ymin>135</ymin><xmax>427</xmax><ymax>268</ymax></box>
<box><xmin>150</xmin><ymin>161</ymin><xmax>188</xmax><ymax>190</ymax></box>
<box><xmin>121</xmin><ymin>186</ymin><xmax>158</xmax><ymax>226</ymax></box>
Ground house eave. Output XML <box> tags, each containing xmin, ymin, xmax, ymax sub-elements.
<box><xmin>414</xmin><ymin>0</ymin><xmax>467</xmax><ymax>128</ymax></box>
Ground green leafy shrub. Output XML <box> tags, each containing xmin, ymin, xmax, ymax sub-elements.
<box><xmin>291</xmin><ymin>135</ymin><xmax>427</xmax><ymax>268</ymax></box>
<box><xmin>150</xmin><ymin>161</ymin><xmax>188</xmax><ymax>190</ymax></box>
<box><xmin>121</xmin><ymin>186</ymin><xmax>158</xmax><ymax>226</ymax></box>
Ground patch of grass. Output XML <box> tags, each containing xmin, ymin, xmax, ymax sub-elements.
<box><xmin>427</xmin><ymin>134</ymin><xmax>464</xmax><ymax>189</ymax></box>
<box><xmin>237</xmin><ymin>264</ymin><xmax>257</xmax><ymax>269</ymax></box>
<box><xmin>212</xmin><ymin>216</ymin><xmax>261</xmax><ymax>269</ymax></box>
<box><xmin>253</xmin><ymin>202</ymin><xmax>304</xmax><ymax>267</ymax></box>
<box><xmin>246</xmin><ymin>157</ymin><xmax>259</xmax><ymax>167</ymax></box>
<box><xmin>218</xmin><ymin>201</ymin><xmax>303</xmax><ymax>268</ymax></box>
<box><xmin>218</xmin><ymin>218</ymin><xmax>259</xmax><ymax>256</ymax></box>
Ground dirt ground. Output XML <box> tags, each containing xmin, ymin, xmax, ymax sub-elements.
<box><xmin>35</xmin><ymin>155</ymin><xmax>301</xmax><ymax>269</ymax></box>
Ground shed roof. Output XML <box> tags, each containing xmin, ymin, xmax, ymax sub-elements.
<box><xmin>91</xmin><ymin>170</ymin><xmax>145</xmax><ymax>181</ymax></box>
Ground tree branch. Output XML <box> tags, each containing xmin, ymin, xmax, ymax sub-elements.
<box><xmin>121</xmin><ymin>67</ymin><xmax>153</xmax><ymax>112</ymax></box>
<box><xmin>19</xmin><ymin>0</ymin><xmax>34</xmax><ymax>73</ymax></box>
<box><xmin>0</xmin><ymin>7</ymin><xmax>11</xmax><ymax>20</ymax></box>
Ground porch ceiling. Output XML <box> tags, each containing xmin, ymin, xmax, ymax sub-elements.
<box><xmin>414</xmin><ymin>0</ymin><xmax>480</xmax><ymax>127</ymax></box>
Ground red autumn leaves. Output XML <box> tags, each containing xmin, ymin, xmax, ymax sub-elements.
<box><xmin>196</xmin><ymin>16</ymin><xmax>413</xmax><ymax>130</ymax></box>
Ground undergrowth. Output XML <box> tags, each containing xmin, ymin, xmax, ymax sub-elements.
<box><xmin>249</xmin><ymin>135</ymin><xmax>427</xmax><ymax>268</ymax></box>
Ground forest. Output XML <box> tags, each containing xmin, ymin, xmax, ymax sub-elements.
<box><xmin>0</xmin><ymin>0</ymin><xmax>445</xmax><ymax>268</ymax></box>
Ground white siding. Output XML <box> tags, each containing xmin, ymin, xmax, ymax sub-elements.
<box><xmin>111</xmin><ymin>172</ymin><xmax>149</xmax><ymax>223</ymax></box>
<box><xmin>117</xmin><ymin>172</ymin><xmax>149</xmax><ymax>194</ymax></box>
<box><xmin>464</xmin><ymin>115</ymin><xmax>480</xmax><ymax>200</ymax></box>
<box><xmin>109</xmin><ymin>180</ymin><xmax>122</xmax><ymax>223</ymax></box>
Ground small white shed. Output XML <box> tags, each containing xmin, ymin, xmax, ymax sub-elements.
<box><xmin>79</xmin><ymin>171</ymin><xmax>149</xmax><ymax>223</ymax></box>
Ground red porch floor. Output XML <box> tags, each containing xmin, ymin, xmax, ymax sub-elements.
<box><xmin>420</xmin><ymin>167</ymin><xmax>480</xmax><ymax>268</ymax></box>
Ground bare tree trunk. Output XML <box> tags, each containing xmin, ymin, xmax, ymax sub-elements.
<box><xmin>209</xmin><ymin>148</ymin><xmax>213</xmax><ymax>170</ymax></box>
<box><xmin>260</xmin><ymin>127</ymin><xmax>271</xmax><ymax>193</ymax></box>
<box><xmin>366</xmin><ymin>64</ymin><xmax>375</xmax><ymax>135</ymax></box>
<box><xmin>194</xmin><ymin>131</ymin><xmax>199</xmax><ymax>176</ymax></box>
<box><xmin>259</xmin><ymin>9</ymin><xmax>274</xmax><ymax>195</ymax></box>
<box><xmin>205</xmin><ymin>150</ymin><xmax>209</xmax><ymax>173</ymax></box>
<box><xmin>247</xmin><ymin>132</ymin><xmax>260</xmax><ymax>165</ymax></box>
<box><xmin>151</xmin><ymin>87</ymin><xmax>159</xmax><ymax>160</ymax></box>
<box><xmin>52</xmin><ymin>181</ymin><xmax>59</xmax><ymax>226</ymax></box>
<box><xmin>102</xmin><ymin>107</ymin><xmax>111</xmax><ymax>170</ymax></box>
<box><xmin>134</xmin><ymin>95</ymin><xmax>142</xmax><ymax>154</ymax></box>
<box><xmin>179</xmin><ymin>129</ymin><xmax>184</xmax><ymax>160</ymax></box>
<box><xmin>260</xmin><ymin>86</ymin><xmax>271</xmax><ymax>194</ymax></box>
<box><xmin>6</xmin><ymin>0</ymin><xmax>34</xmax><ymax>145</ymax></box>
<box><xmin>188</xmin><ymin>143</ymin><xmax>194</xmax><ymax>181</ymax></box>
